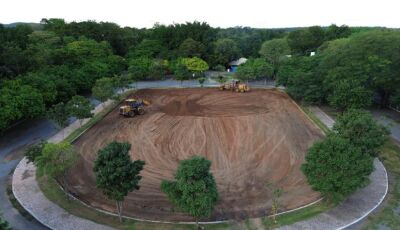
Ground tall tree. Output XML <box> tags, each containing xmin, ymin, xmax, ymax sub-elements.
<box><xmin>47</xmin><ymin>102</ymin><xmax>69</xmax><ymax>136</ymax></box>
<box><xmin>161</xmin><ymin>156</ymin><xmax>219</xmax><ymax>229</ymax></box>
<box><xmin>259</xmin><ymin>38</ymin><xmax>290</xmax><ymax>78</ymax></box>
<box><xmin>333</xmin><ymin>109</ymin><xmax>389</xmax><ymax>157</ymax></box>
<box><xmin>35</xmin><ymin>142</ymin><xmax>77</xmax><ymax>188</ymax></box>
<box><xmin>180</xmin><ymin>57</ymin><xmax>209</xmax><ymax>73</ymax></box>
<box><xmin>92</xmin><ymin>77</ymin><xmax>114</xmax><ymax>106</ymax></box>
<box><xmin>301</xmin><ymin>135</ymin><xmax>374</xmax><ymax>203</ymax></box>
<box><xmin>236</xmin><ymin>58</ymin><xmax>273</xmax><ymax>83</ymax></box>
<box><xmin>213</xmin><ymin>38</ymin><xmax>240</xmax><ymax>67</ymax></box>
<box><xmin>178</xmin><ymin>38</ymin><xmax>206</xmax><ymax>58</ymax></box>
<box><xmin>327</xmin><ymin>79</ymin><xmax>373</xmax><ymax>111</ymax></box>
<box><xmin>288</xmin><ymin>26</ymin><xmax>325</xmax><ymax>55</ymax></box>
<box><xmin>66</xmin><ymin>95</ymin><xmax>94</xmax><ymax>126</ymax></box>
<box><xmin>93</xmin><ymin>141</ymin><xmax>145</xmax><ymax>222</ymax></box>
<box><xmin>173</xmin><ymin>63</ymin><xmax>191</xmax><ymax>86</ymax></box>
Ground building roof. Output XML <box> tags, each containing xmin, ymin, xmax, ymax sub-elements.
<box><xmin>229</xmin><ymin>57</ymin><xmax>248</xmax><ymax>66</ymax></box>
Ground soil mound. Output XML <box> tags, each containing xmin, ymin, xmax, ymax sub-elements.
<box><xmin>67</xmin><ymin>88</ymin><xmax>323</xmax><ymax>222</ymax></box>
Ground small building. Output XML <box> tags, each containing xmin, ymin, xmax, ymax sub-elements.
<box><xmin>229</xmin><ymin>57</ymin><xmax>247</xmax><ymax>72</ymax></box>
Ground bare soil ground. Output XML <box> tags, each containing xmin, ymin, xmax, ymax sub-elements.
<box><xmin>67</xmin><ymin>88</ymin><xmax>323</xmax><ymax>222</ymax></box>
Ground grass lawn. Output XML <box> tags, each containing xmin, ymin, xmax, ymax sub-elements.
<box><xmin>261</xmin><ymin>202</ymin><xmax>332</xmax><ymax>229</ymax></box>
<box><xmin>363</xmin><ymin>141</ymin><xmax>400</xmax><ymax>230</ymax></box>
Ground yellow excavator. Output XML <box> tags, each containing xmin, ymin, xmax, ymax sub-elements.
<box><xmin>219</xmin><ymin>80</ymin><xmax>250</xmax><ymax>93</ymax></box>
<box><xmin>119</xmin><ymin>98</ymin><xmax>151</xmax><ymax>117</ymax></box>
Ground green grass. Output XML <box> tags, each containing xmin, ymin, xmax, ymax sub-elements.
<box><xmin>261</xmin><ymin>202</ymin><xmax>332</xmax><ymax>229</ymax></box>
<box><xmin>363</xmin><ymin>141</ymin><xmax>400</xmax><ymax>230</ymax></box>
<box><xmin>300</xmin><ymin>106</ymin><xmax>331</xmax><ymax>134</ymax></box>
<box><xmin>38</xmin><ymin>174</ymin><xmax>233</xmax><ymax>230</ymax></box>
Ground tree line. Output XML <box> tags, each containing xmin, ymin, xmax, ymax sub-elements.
<box><xmin>1</xmin><ymin>19</ymin><xmax>397</xmax><ymax>132</ymax></box>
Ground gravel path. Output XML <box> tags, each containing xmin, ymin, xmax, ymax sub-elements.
<box><xmin>278</xmin><ymin>107</ymin><xmax>389</xmax><ymax>230</ymax></box>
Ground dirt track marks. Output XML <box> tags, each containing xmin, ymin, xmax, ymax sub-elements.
<box><xmin>67</xmin><ymin>88</ymin><xmax>324</xmax><ymax>221</ymax></box>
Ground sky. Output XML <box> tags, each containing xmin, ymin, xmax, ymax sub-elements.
<box><xmin>1</xmin><ymin>0</ymin><xmax>399</xmax><ymax>28</ymax></box>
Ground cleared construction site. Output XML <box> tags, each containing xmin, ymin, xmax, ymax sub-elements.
<box><xmin>66</xmin><ymin>88</ymin><xmax>324</xmax><ymax>222</ymax></box>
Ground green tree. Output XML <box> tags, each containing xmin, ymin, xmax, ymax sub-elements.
<box><xmin>279</xmin><ymin>56</ymin><xmax>324</xmax><ymax>104</ymax></box>
<box><xmin>127</xmin><ymin>39</ymin><xmax>164</xmax><ymax>59</ymax></box>
<box><xmin>288</xmin><ymin>26</ymin><xmax>325</xmax><ymax>55</ymax></box>
<box><xmin>127</xmin><ymin>57</ymin><xmax>152</xmax><ymax>80</ymax></box>
<box><xmin>213</xmin><ymin>38</ymin><xmax>240</xmax><ymax>66</ymax></box>
<box><xmin>259</xmin><ymin>38</ymin><xmax>290</xmax><ymax>78</ymax></box>
<box><xmin>318</xmin><ymin>30</ymin><xmax>400</xmax><ymax>107</ymax></box>
<box><xmin>327</xmin><ymin>79</ymin><xmax>373</xmax><ymax>111</ymax></box>
<box><xmin>333</xmin><ymin>109</ymin><xmax>389</xmax><ymax>157</ymax></box>
<box><xmin>35</xmin><ymin>142</ymin><xmax>77</xmax><ymax>188</ymax></box>
<box><xmin>92</xmin><ymin>77</ymin><xmax>114</xmax><ymax>105</ymax></box>
<box><xmin>66</xmin><ymin>95</ymin><xmax>94</xmax><ymax>126</ymax></box>
<box><xmin>180</xmin><ymin>57</ymin><xmax>209</xmax><ymax>73</ymax></box>
<box><xmin>173</xmin><ymin>63</ymin><xmax>191</xmax><ymax>86</ymax></box>
<box><xmin>236</xmin><ymin>58</ymin><xmax>273</xmax><ymax>83</ymax></box>
<box><xmin>113</xmin><ymin>75</ymin><xmax>133</xmax><ymax>90</ymax></box>
<box><xmin>325</xmin><ymin>24</ymin><xmax>351</xmax><ymax>40</ymax></box>
<box><xmin>161</xmin><ymin>156</ymin><xmax>219</xmax><ymax>229</ymax></box>
<box><xmin>47</xmin><ymin>102</ymin><xmax>69</xmax><ymax>137</ymax></box>
<box><xmin>24</xmin><ymin>141</ymin><xmax>46</xmax><ymax>163</ymax></box>
<box><xmin>0</xmin><ymin>80</ymin><xmax>45</xmax><ymax>131</ymax></box>
<box><xmin>301</xmin><ymin>135</ymin><xmax>374</xmax><ymax>203</ymax></box>
<box><xmin>178</xmin><ymin>38</ymin><xmax>206</xmax><ymax>58</ymax></box>
<box><xmin>93</xmin><ymin>141</ymin><xmax>145</xmax><ymax>222</ymax></box>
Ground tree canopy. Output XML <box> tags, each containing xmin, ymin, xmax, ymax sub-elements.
<box><xmin>161</xmin><ymin>156</ymin><xmax>219</xmax><ymax>227</ymax></box>
<box><xmin>301</xmin><ymin>135</ymin><xmax>374</xmax><ymax>203</ymax></box>
<box><xmin>236</xmin><ymin>58</ymin><xmax>273</xmax><ymax>82</ymax></box>
<box><xmin>93</xmin><ymin>141</ymin><xmax>145</xmax><ymax>222</ymax></box>
<box><xmin>333</xmin><ymin>109</ymin><xmax>389</xmax><ymax>157</ymax></box>
<box><xmin>1</xmin><ymin>20</ymin><xmax>399</xmax><ymax>133</ymax></box>
<box><xmin>35</xmin><ymin>141</ymin><xmax>77</xmax><ymax>187</ymax></box>
<box><xmin>66</xmin><ymin>95</ymin><xmax>94</xmax><ymax>125</ymax></box>
<box><xmin>259</xmin><ymin>38</ymin><xmax>290</xmax><ymax>77</ymax></box>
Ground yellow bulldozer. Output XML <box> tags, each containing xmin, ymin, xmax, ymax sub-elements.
<box><xmin>219</xmin><ymin>80</ymin><xmax>250</xmax><ymax>93</ymax></box>
<box><xmin>119</xmin><ymin>98</ymin><xmax>151</xmax><ymax>117</ymax></box>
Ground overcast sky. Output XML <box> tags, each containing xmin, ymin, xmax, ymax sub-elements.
<box><xmin>1</xmin><ymin>0</ymin><xmax>399</xmax><ymax>28</ymax></box>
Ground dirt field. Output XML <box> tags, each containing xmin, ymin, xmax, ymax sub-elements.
<box><xmin>67</xmin><ymin>88</ymin><xmax>324</xmax><ymax>222</ymax></box>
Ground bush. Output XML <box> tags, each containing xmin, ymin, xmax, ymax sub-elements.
<box><xmin>302</xmin><ymin>135</ymin><xmax>374</xmax><ymax>203</ymax></box>
<box><xmin>24</xmin><ymin>141</ymin><xmax>46</xmax><ymax>163</ymax></box>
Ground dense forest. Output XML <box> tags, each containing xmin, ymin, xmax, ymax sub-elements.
<box><xmin>0</xmin><ymin>19</ymin><xmax>399</xmax><ymax>132</ymax></box>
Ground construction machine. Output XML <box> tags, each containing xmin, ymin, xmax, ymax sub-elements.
<box><xmin>219</xmin><ymin>80</ymin><xmax>250</xmax><ymax>93</ymax></box>
<box><xmin>119</xmin><ymin>98</ymin><xmax>151</xmax><ymax>117</ymax></box>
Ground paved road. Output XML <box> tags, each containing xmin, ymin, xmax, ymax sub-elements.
<box><xmin>370</xmin><ymin>108</ymin><xmax>400</xmax><ymax>143</ymax></box>
<box><xmin>0</xmin><ymin>118</ymin><xmax>55</xmax><ymax>230</ymax></box>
